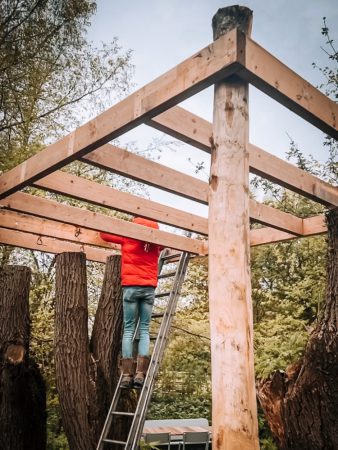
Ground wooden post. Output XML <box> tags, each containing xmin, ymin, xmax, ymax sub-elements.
<box><xmin>209</xmin><ymin>6</ymin><xmax>259</xmax><ymax>450</ymax></box>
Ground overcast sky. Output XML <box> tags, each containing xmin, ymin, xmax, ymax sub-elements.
<box><xmin>88</xmin><ymin>0</ymin><xmax>337</xmax><ymax>215</ymax></box>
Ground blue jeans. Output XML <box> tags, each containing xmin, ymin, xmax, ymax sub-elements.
<box><xmin>122</xmin><ymin>286</ymin><xmax>155</xmax><ymax>358</ymax></box>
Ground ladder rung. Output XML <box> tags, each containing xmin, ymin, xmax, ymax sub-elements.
<box><xmin>111</xmin><ymin>411</ymin><xmax>135</xmax><ymax>417</ymax></box>
<box><xmin>162</xmin><ymin>253</ymin><xmax>181</xmax><ymax>261</ymax></box>
<box><xmin>103</xmin><ymin>439</ymin><xmax>127</xmax><ymax>445</ymax></box>
<box><xmin>155</xmin><ymin>291</ymin><xmax>170</xmax><ymax>298</ymax></box>
<box><xmin>158</xmin><ymin>271</ymin><xmax>176</xmax><ymax>279</ymax></box>
<box><xmin>152</xmin><ymin>312</ymin><xmax>164</xmax><ymax>318</ymax></box>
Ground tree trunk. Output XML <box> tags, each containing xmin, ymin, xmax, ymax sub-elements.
<box><xmin>0</xmin><ymin>266</ymin><xmax>46</xmax><ymax>450</ymax></box>
<box><xmin>257</xmin><ymin>208</ymin><xmax>338</xmax><ymax>450</ymax></box>
<box><xmin>55</xmin><ymin>252</ymin><xmax>98</xmax><ymax>450</ymax></box>
<box><xmin>91</xmin><ymin>255</ymin><xmax>123</xmax><ymax>404</ymax></box>
<box><xmin>55</xmin><ymin>252</ymin><xmax>134</xmax><ymax>450</ymax></box>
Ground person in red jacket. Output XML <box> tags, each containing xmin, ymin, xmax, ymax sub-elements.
<box><xmin>100</xmin><ymin>216</ymin><xmax>162</xmax><ymax>388</ymax></box>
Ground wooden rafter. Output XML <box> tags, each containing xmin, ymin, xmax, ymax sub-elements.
<box><xmin>32</xmin><ymin>164</ymin><xmax>304</xmax><ymax>235</ymax></box>
<box><xmin>0</xmin><ymin>209</ymin><xmax>120</xmax><ymax>250</ymax></box>
<box><xmin>0</xmin><ymin>228</ymin><xmax>114</xmax><ymax>263</ymax></box>
<box><xmin>33</xmin><ymin>170</ymin><xmax>208</xmax><ymax>235</ymax></box>
<box><xmin>241</xmin><ymin>35</ymin><xmax>338</xmax><ymax>140</ymax></box>
<box><xmin>0</xmin><ymin>192</ymin><xmax>206</xmax><ymax>254</ymax></box>
<box><xmin>85</xmin><ymin>145</ymin><xmax>304</xmax><ymax>234</ymax></box>
<box><xmin>250</xmin><ymin>215</ymin><xmax>327</xmax><ymax>246</ymax></box>
<box><xmin>81</xmin><ymin>144</ymin><xmax>207</xmax><ymax>203</ymax></box>
<box><xmin>0</xmin><ymin>209</ymin><xmax>327</xmax><ymax>255</ymax></box>
<box><xmin>1</xmin><ymin>30</ymin><xmax>335</xmax><ymax>204</ymax></box>
<box><xmin>0</xmin><ymin>29</ymin><xmax>240</xmax><ymax>200</ymax></box>
<box><xmin>149</xmin><ymin>106</ymin><xmax>338</xmax><ymax>206</ymax></box>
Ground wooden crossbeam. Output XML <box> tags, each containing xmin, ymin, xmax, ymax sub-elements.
<box><xmin>0</xmin><ymin>29</ymin><xmax>241</xmax><ymax>200</ymax></box>
<box><xmin>0</xmin><ymin>209</ymin><xmax>326</xmax><ymax>253</ymax></box>
<box><xmin>0</xmin><ymin>192</ymin><xmax>206</xmax><ymax>254</ymax></box>
<box><xmin>250</xmin><ymin>215</ymin><xmax>327</xmax><ymax>246</ymax></box>
<box><xmin>0</xmin><ymin>209</ymin><xmax>120</xmax><ymax>250</ymax></box>
<box><xmin>81</xmin><ymin>144</ymin><xmax>207</xmax><ymax>203</ymax></box>
<box><xmin>302</xmin><ymin>214</ymin><xmax>327</xmax><ymax>235</ymax></box>
<box><xmin>149</xmin><ymin>106</ymin><xmax>338</xmax><ymax>206</ymax></box>
<box><xmin>241</xmin><ymin>35</ymin><xmax>338</xmax><ymax>140</ymax></box>
<box><xmin>0</xmin><ymin>228</ymin><xmax>114</xmax><ymax>263</ymax></box>
<box><xmin>82</xmin><ymin>144</ymin><xmax>303</xmax><ymax>235</ymax></box>
<box><xmin>33</xmin><ymin>170</ymin><xmax>208</xmax><ymax>235</ymax></box>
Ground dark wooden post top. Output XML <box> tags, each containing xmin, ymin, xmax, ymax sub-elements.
<box><xmin>212</xmin><ymin>5</ymin><xmax>252</xmax><ymax>40</ymax></box>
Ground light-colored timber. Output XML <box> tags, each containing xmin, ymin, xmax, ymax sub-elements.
<box><xmin>0</xmin><ymin>192</ymin><xmax>206</xmax><ymax>255</ymax></box>
<box><xmin>0</xmin><ymin>29</ymin><xmax>240</xmax><ymax>199</ymax></box>
<box><xmin>33</xmin><ymin>166</ymin><xmax>303</xmax><ymax>235</ymax></box>
<box><xmin>0</xmin><ymin>228</ymin><xmax>114</xmax><ymax>263</ymax></box>
<box><xmin>240</xmin><ymin>35</ymin><xmax>338</xmax><ymax>140</ymax></box>
<box><xmin>149</xmin><ymin>106</ymin><xmax>338</xmax><ymax>206</ymax></box>
<box><xmin>33</xmin><ymin>170</ymin><xmax>208</xmax><ymax>235</ymax></box>
<box><xmin>0</xmin><ymin>209</ymin><xmax>326</xmax><ymax>252</ymax></box>
<box><xmin>0</xmin><ymin>209</ymin><xmax>120</xmax><ymax>250</ymax></box>
<box><xmin>208</xmin><ymin>7</ymin><xmax>259</xmax><ymax>449</ymax></box>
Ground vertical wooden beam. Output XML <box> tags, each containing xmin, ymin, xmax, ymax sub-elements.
<box><xmin>209</xmin><ymin>6</ymin><xmax>259</xmax><ymax>450</ymax></box>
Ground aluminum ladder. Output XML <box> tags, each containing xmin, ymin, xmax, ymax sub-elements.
<box><xmin>96</xmin><ymin>250</ymin><xmax>190</xmax><ymax>450</ymax></box>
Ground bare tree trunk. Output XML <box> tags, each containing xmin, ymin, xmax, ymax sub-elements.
<box><xmin>55</xmin><ymin>253</ymin><xmax>134</xmax><ymax>450</ymax></box>
<box><xmin>55</xmin><ymin>252</ymin><xmax>98</xmax><ymax>450</ymax></box>
<box><xmin>0</xmin><ymin>266</ymin><xmax>46</xmax><ymax>450</ymax></box>
<box><xmin>258</xmin><ymin>208</ymin><xmax>338</xmax><ymax>450</ymax></box>
<box><xmin>91</xmin><ymin>255</ymin><xmax>123</xmax><ymax>404</ymax></box>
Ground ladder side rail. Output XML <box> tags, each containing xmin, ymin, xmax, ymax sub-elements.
<box><xmin>127</xmin><ymin>252</ymin><xmax>190</xmax><ymax>449</ymax></box>
<box><xmin>96</xmin><ymin>373</ymin><xmax>124</xmax><ymax>449</ymax></box>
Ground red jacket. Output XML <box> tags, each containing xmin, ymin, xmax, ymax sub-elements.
<box><xmin>100</xmin><ymin>217</ymin><xmax>162</xmax><ymax>287</ymax></box>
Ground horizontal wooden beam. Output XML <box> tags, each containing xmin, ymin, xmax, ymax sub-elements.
<box><xmin>0</xmin><ymin>192</ymin><xmax>206</xmax><ymax>254</ymax></box>
<box><xmin>250</xmin><ymin>214</ymin><xmax>327</xmax><ymax>247</ymax></box>
<box><xmin>81</xmin><ymin>144</ymin><xmax>208</xmax><ymax>203</ymax></box>
<box><xmin>302</xmin><ymin>214</ymin><xmax>326</xmax><ymax>235</ymax></box>
<box><xmin>0</xmin><ymin>209</ymin><xmax>120</xmax><ymax>250</ymax></box>
<box><xmin>149</xmin><ymin>106</ymin><xmax>338</xmax><ymax>206</ymax></box>
<box><xmin>0</xmin><ymin>29</ymin><xmax>241</xmax><ymax>200</ymax></box>
<box><xmin>0</xmin><ymin>228</ymin><xmax>115</xmax><ymax>263</ymax></box>
<box><xmin>0</xmin><ymin>209</ymin><xmax>326</xmax><ymax>256</ymax></box>
<box><xmin>240</xmin><ymin>35</ymin><xmax>338</xmax><ymax>140</ymax></box>
<box><xmin>83</xmin><ymin>144</ymin><xmax>303</xmax><ymax>235</ymax></box>
<box><xmin>33</xmin><ymin>170</ymin><xmax>208</xmax><ymax>235</ymax></box>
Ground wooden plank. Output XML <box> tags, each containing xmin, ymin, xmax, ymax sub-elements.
<box><xmin>0</xmin><ymin>29</ymin><xmax>241</xmax><ymax>199</ymax></box>
<box><xmin>83</xmin><ymin>144</ymin><xmax>303</xmax><ymax>234</ymax></box>
<box><xmin>250</xmin><ymin>214</ymin><xmax>327</xmax><ymax>247</ymax></box>
<box><xmin>0</xmin><ymin>209</ymin><xmax>120</xmax><ymax>250</ymax></box>
<box><xmin>249</xmin><ymin>201</ymin><xmax>302</xmax><ymax>234</ymax></box>
<box><xmin>81</xmin><ymin>144</ymin><xmax>208</xmax><ymax>204</ymax></box>
<box><xmin>302</xmin><ymin>214</ymin><xmax>327</xmax><ymax>235</ymax></box>
<box><xmin>0</xmin><ymin>228</ymin><xmax>114</xmax><ymax>263</ymax></box>
<box><xmin>0</xmin><ymin>192</ymin><xmax>206</xmax><ymax>255</ymax></box>
<box><xmin>240</xmin><ymin>35</ymin><xmax>338</xmax><ymax>140</ymax></box>
<box><xmin>149</xmin><ymin>106</ymin><xmax>338</xmax><ymax>206</ymax></box>
<box><xmin>0</xmin><ymin>208</ymin><xmax>326</xmax><ymax>252</ymax></box>
<box><xmin>248</xmin><ymin>144</ymin><xmax>338</xmax><ymax>207</ymax></box>
<box><xmin>33</xmin><ymin>170</ymin><xmax>208</xmax><ymax>235</ymax></box>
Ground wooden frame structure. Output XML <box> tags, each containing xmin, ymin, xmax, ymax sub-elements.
<box><xmin>0</xmin><ymin>7</ymin><xmax>337</xmax><ymax>449</ymax></box>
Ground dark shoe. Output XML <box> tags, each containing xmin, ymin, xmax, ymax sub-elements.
<box><xmin>120</xmin><ymin>357</ymin><xmax>134</xmax><ymax>389</ymax></box>
<box><xmin>121</xmin><ymin>374</ymin><xmax>133</xmax><ymax>389</ymax></box>
<box><xmin>133</xmin><ymin>355</ymin><xmax>150</xmax><ymax>388</ymax></box>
